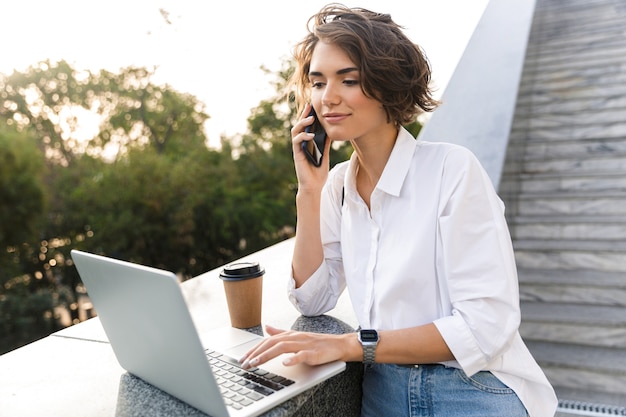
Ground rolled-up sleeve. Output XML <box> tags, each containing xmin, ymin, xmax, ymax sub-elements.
<box><xmin>288</xmin><ymin>261</ymin><xmax>339</xmax><ymax>316</ymax></box>
<box><xmin>433</xmin><ymin>146</ymin><xmax>521</xmax><ymax>376</ymax></box>
<box><xmin>287</xmin><ymin>163</ymin><xmax>348</xmax><ymax>317</ymax></box>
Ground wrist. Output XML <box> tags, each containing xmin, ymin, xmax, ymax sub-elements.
<box><xmin>295</xmin><ymin>191</ymin><xmax>322</xmax><ymax>215</ymax></box>
<box><xmin>295</xmin><ymin>187</ymin><xmax>322</xmax><ymax>201</ymax></box>
<box><xmin>341</xmin><ymin>333</ymin><xmax>365</xmax><ymax>362</ymax></box>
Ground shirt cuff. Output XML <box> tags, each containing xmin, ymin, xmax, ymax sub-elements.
<box><xmin>434</xmin><ymin>311</ymin><xmax>488</xmax><ymax>376</ymax></box>
<box><xmin>287</xmin><ymin>262</ymin><xmax>332</xmax><ymax>316</ymax></box>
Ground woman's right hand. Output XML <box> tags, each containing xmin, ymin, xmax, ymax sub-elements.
<box><xmin>291</xmin><ymin>103</ymin><xmax>332</xmax><ymax>196</ymax></box>
<box><xmin>290</xmin><ymin>104</ymin><xmax>331</xmax><ymax>284</ymax></box>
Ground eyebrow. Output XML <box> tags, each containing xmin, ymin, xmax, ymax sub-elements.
<box><xmin>309</xmin><ymin>67</ymin><xmax>359</xmax><ymax>77</ymax></box>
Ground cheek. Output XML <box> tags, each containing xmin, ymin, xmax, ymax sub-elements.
<box><xmin>346</xmin><ymin>88</ymin><xmax>381</xmax><ymax>111</ymax></box>
<box><xmin>310</xmin><ymin>91</ymin><xmax>323</xmax><ymax>109</ymax></box>
<box><xmin>355</xmin><ymin>98</ymin><xmax>387</xmax><ymax>122</ymax></box>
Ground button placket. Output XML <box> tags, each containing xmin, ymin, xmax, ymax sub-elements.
<box><xmin>364</xmin><ymin>192</ymin><xmax>383</xmax><ymax>326</ymax></box>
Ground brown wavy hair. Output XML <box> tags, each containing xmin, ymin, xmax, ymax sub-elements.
<box><xmin>290</xmin><ymin>3</ymin><xmax>439</xmax><ymax>125</ymax></box>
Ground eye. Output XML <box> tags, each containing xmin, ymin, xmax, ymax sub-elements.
<box><xmin>311</xmin><ymin>81</ymin><xmax>324</xmax><ymax>89</ymax></box>
<box><xmin>343</xmin><ymin>79</ymin><xmax>359</xmax><ymax>86</ymax></box>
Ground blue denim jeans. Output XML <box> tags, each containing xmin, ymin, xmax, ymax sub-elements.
<box><xmin>361</xmin><ymin>364</ymin><xmax>529</xmax><ymax>417</ymax></box>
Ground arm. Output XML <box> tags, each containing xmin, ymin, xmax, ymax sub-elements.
<box><xmin>291</xmin><ymin>191</ymin><xmax>324</xmax><ymax>287</ymax></box>
<box><xmin>433</xmin><ymin>146</ymin><xmax>522</xmax><ymax>375</ymax></box>
<box><xmin>288</xmin><ymin>106</ymin><xmax>346</xmax><ymax>316</ymax></box>
<box><xmin>287</xmin><ymin>165</ymin><xmax>347</xmax><ymax>316</ymax></box>
<box><xmin>240</xmin><ymin>323</ymin><xmax>453</xmax><ymax>368</ymax></box>
<box><xmin>290</xmin><ymin>104</ymin><xmax>332</xmax><ymax>287</ymax></box>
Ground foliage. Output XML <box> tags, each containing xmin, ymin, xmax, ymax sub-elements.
<box><xmin>0</xmin><ymin>122</ymin><xmax>46</xmax><ymax>252</ymax></box>
<box><xmin>0</xmin><ymin>275</ymin><xmax>61</xmax><ymax>355</ymax></box>
<box><xmin>0</xmin><ymin>123</ymin><xmax>59</xmax><ymax>353</ymax></box>
<box><xmin>0</xmin><ymin>60</ymin><xmax>209</xmax><ymax>164</ymax></box>
<box><xmin>404</xmin><ymin>119</ymin><xmax>423</xmax><ymax>138</ymax></box>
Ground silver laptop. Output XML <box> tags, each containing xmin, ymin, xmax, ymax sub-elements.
<box><xmin>71</xmin><ymin>249</ymin><xmax>345</xmax><ymax>417</ymax></box>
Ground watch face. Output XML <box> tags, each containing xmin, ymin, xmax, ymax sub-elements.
<box><xmin>360</xmin><ymin>329</ymin><xmax>378</xmax><ymax>342</ymax></box>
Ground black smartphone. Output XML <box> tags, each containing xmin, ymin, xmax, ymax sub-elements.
<box><xmin>301</xmin><ymin>107</ymin><xmax>327</xmax><ymax>167</ymax></box>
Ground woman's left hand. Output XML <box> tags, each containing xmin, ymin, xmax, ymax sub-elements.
<box><xmin>239</xmin><ymin>325</ymin><xmax>358</xmax><ymax>369</ymax></box>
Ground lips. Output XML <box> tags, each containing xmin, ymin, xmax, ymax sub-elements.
<box><xmin>323</xmin><ymin>113</ymin><xmax>349</xmax><ymax>123</ymax></box>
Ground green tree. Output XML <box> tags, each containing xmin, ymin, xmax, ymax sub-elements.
<box><xmin>0</xmin><ymin>60</ymin><xmax>209</xmax><ymax>164</ymax></box>
<box><xmin>0</xmin><ymin>122</ymin><xmax>59</xmax><ymax>354</ymax></box>
<box><xmin>0</xmin><ymin>61</ymin><xmax>214</xmax><ymax>352</ymax></box>
<box><xmin>66</xmin><ymin>147</ymin><xmax>234</xmax><ymax>277</ymax></box>
<box><xmin>0</xmin><ymin>122</ymin><xmax>46</xmax><ymax>253</ymax></box>
<box><xmin>0</xmin><ymin>60</ymin><xmax>214</xmax><ymax>274</ymax></box>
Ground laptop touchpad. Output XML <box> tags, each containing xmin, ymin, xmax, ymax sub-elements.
<box><xmin>200</xmin><ymin>326</ymin><xmax>262</xmax><ymax>357</ymax></box>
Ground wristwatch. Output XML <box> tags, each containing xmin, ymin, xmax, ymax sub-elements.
<box><xmin>358</xmin><ymin>329</ymin><xmax>379</xmax><ymax>364</ymax></box>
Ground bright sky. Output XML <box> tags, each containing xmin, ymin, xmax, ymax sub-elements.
<box><xmin>2</xmin><ymin>0</ymin><xmax>488</xmax><ymax>145</ymax></box>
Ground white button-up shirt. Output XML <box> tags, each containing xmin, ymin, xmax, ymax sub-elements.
<box><xmin>288</xmin><ymin>128</ymin><xmax>557</xmax><ymax>417</ymax></box>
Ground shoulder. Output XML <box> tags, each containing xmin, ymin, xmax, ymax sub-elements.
<box><xmin>415</xmin><ymin>141</ymin><xmax>493</xmax><ymax>195</ymax></box>
<box><xmin>417</xmin><ymin>140</ymin><xmax>477</xmax><ymax>160</ymax></box>
<box><xmin>415</xmin><ymin>140</ymin><xmax>483</xmax><ymax>172</ymax></box>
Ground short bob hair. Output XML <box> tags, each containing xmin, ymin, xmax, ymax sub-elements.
<box><xmin>291</xmin><ymin>3</ymin><xmax>439</xmax><ymax>126</ymax></box>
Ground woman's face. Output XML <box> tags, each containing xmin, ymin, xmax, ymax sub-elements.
<box><xmin>308</xmin><ymin>41</ymin><xmax>391</xmax><ymax>143</ymax></box>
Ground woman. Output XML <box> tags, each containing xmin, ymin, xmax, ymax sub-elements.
<box><xmin>240</xmin><ymin>4</ymin><xmax>557</xmax><ymax>416</ymax></box>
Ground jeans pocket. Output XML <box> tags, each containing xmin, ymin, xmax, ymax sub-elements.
<box><xmin>456</xmin><ymin>370</ymin><xmax>516</xmax><ymax>394</ymax></box>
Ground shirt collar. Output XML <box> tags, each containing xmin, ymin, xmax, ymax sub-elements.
<box><xmin>376</xmin><ymin>127</ymin><xmax>417</xmax><ymax>196</ymax></box>
<box><xmin>345</xmin><ymin>127</ymin><xmax>417</xmax><ymax>200</ymax></box>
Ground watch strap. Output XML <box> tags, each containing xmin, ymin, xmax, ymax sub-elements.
<box><xmin>362</xmin><ymin>344</ymin><xmax>376</xmax><ymax>364</ymax></box>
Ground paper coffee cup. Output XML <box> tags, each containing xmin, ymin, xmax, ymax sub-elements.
<box><xmin>219</xmin><ymin>262</ymin><xmax>264</xmax><ymax>329</ymax></box>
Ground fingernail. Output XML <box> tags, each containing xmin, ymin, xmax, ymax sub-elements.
<box><xmin>282</xmin><ymin>357</ymin><xmax>292</xmax><ymax>366</ymax></box>
<box><xmin>249</xmin><ymin>357</ymin><xmax>259</xmax><ymax>367</ymax></box>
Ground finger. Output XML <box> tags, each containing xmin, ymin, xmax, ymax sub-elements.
<box><xmin>281</xmin><ymin>350</ymin><xmax>308</xmax><ymax>366</ymax></box>
<box><xmin>283</xmin><ymin>344</ymin><xmax>331</xmax><ymax>367</ymax></box>
<box><xmin>242</xmin><ymin>339</ymin><xmax>302</xmax><ymax>369</ymax></box>
<box><xmin>301</xmin><ymin>102</ymin><xmax>313</xmax><ymax>118</ymax></box>
<box><xmin>291</xmin><ymin>103</ymin><xmax>315</xmax><ymax>138</ymax></box>
<box><xmin>241</xmin><ymin>330</ymin><xmax>310</xmax><ymax>369</ymax></box>
<box><xmin>265</xmin><ymin>325</ymin><xmax>286</xmax><ymax>336</ymax></box>
<box><xmin>239</xmin><ymin>337</ymin><xmax>273</xmax><ymax>364</ymax></box>
<box><xmin>291</xmin><ymin>118</ymin><xmax>314</xmax><ymax>141</ymax></box>
<box><xmin>239</xmin><ymin>328</ymin><xmax>292</xmax><ymax>366</ymax></box>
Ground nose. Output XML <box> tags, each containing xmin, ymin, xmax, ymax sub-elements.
<box><xmin>321</xmin><ymin>81</ymin><xmax>340</xmax><ymax>106</ymax></box>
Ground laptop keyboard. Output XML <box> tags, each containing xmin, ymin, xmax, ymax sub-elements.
<box><xmin>205</xmin><ymin>349</ymin><xmax>295</xmax><ymax>411</ymax></box>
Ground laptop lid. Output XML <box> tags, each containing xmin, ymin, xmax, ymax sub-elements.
<box><xmin>70</xmin><ymin>249</ymin><xmax>345</xmax><ymax>417</ymax></box>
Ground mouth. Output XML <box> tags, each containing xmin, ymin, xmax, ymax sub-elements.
<box><xmin>323</xmin><ymin>112</ymin><xmax>349</xmax><ymax>124</ymax></box>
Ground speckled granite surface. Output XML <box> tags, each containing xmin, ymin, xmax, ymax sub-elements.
<box><xmin>288</xmin><ymin>316</ymin><xmax>362</xmax><ymax>417</ymax></box>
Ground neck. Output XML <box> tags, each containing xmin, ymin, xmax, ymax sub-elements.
<box><xmin>351</xmin><ymin>124</ymin><xmax>399</xmax><ymax>186</ymax></box>
<box><xmin>351</xmin><ymin>124</ymin><xmax>399</xmax><ymax>208</ymax></box>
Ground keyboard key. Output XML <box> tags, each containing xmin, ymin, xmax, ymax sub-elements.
<box><xmin>205</xmin><ymin>348</ymin><xmax>296</xmax><ymax>410</ymax></box>
<box><xmin>246</xmin><ymin>391</ymin><xmax>264</xmax><ymax>401</ymax></box>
